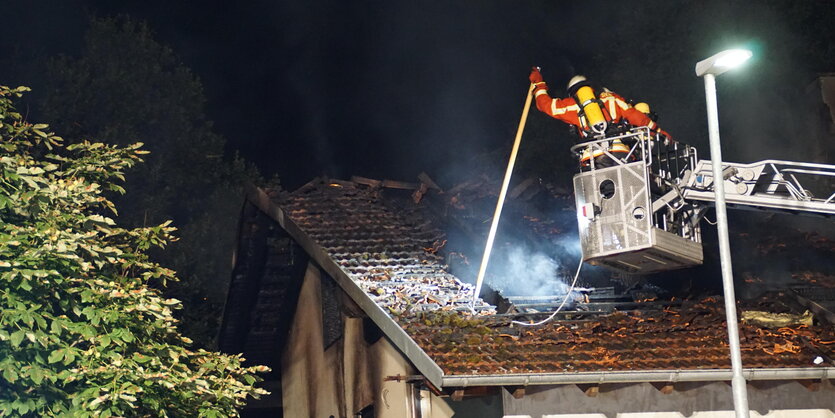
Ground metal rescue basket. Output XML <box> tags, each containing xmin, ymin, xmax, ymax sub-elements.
<box><xmin>571</xmin><ymin>128</ymin><xmax>704</xmax><ymax>273</ymax></box>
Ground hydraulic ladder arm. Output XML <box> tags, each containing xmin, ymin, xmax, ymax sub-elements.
<box><xmin>678</xmin><ymin>160</ymin><xmax>835</xmax><ymax>217</ymax></box>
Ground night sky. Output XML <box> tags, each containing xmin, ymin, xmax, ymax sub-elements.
<box><xmin>4</xmin><ymin>0</ymin><xmax>835</xmax><ymax>348</ymax></box>
<box><xmin>3</xmin><ymin>1</ymin><xmax>835</xmax><ymax>189</ymax></box>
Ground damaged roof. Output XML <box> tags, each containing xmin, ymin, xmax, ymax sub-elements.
<box><xmin>237</xmin><ymin>177</ymin><xmax>835</xmax><ymax>389</ymax></box>
<box><xmin>278</xmin><ymin>179</ymin><xmax>494</xmax><ymax>315</ymax></box>
<box><xmin>405</xmin><ymin>296</ymin><xmax>832</xmax><ymax>375</ymax></box>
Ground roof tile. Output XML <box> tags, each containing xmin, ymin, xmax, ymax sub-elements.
<box><xmin>274</xmin><ymin>180</ymin><xmax>835</xmax><ymax>376</ymax></box>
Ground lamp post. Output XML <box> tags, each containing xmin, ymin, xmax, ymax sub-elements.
<box><xmin>695</xmin><ymin>48</ymin><xmax>753</xmax><ymax>418</ymax></box>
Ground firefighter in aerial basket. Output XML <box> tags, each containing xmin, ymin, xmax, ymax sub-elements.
<box><xmin>528</xmin><ymin>67</ymin><xmax>669</xmax><ymax>169</ymax></box>
<box><xmin>634</xmin><ymin>101</ymin><xmax>674</xmax><ymax>144</ymax></box>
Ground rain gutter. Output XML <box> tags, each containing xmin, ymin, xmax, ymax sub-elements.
<box><xmin>442</xmin><ymin>367</ymin><xmax>835</xmax><ymax>387</ymax></box>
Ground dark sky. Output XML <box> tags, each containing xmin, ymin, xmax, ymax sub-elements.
<box><xmin>3</xmin><ymin>1</ymin><xmax>834</xmax><ymax>189</ymax></box>
<box><xmin>4</xmin><ymin>1</ymin><xmax>835</xmax><ymax>304</ymax></box>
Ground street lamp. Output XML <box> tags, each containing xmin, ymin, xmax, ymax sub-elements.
<box><xmin>695</xmin><ymin>48</ymin><xmax>753</xmax><ymax>418</ymax></box>
<box><xmin>696</xmin><ymin>49</ymin><xmax>753</xmax><ymax>77</ymax></box>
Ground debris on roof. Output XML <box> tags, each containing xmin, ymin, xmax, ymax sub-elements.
<box><xmin>253</xmin><ymin>175</ymin><xmax>835</xmax><ymax>378</ymax></box>
<box><xmin>277</xmin><ymin>178</ymin><xmax>495</xmax><ymax>315</ymax></box>
<box><xmin>741</xmin><ymin>310</ymin><xmax>814</xmax><ymax>329</ymax></box>
<box><xmin>402</xmin><ymin>295</ymin><xmax>835</xmax><ymax>375</ymax></box>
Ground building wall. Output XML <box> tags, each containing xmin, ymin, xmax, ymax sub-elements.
<box><xmin>809</xmin><ymin>75</ymin><xmax>835</xmax><ymax>163</ymax></box>
<box><xmin>342</xmin><ymin>316</ymin><xmax>374</xmax><ymax>413</ymax></box>
<box><xmin>501</xmin><ymin>380</ymin><xmax>835</xmax><ymax>418</ymax></box>
<box><xmin>281</xmin><ymin>261</ymin><xmax>453</xmax><ymax>418</ymax></box>
<box><xmin>281</xmin><ymin>263</ymin><xmax>341</xmax><ymax>417</ymax></box>
<box><xmin>277</xmin><ymin>261</ymin><xmax>834</xmax><ymax>418</ymax></box>
<box><xmin>819</xmin><ymin>75</ymin><xmax>835</xmax><ymax>134</ymax></box>
<box><xmin>447</xmin><ymin>394</ymin><xmax>504</xmax><ymax>418</ymax></box>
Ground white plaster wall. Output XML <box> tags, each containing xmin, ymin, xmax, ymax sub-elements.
<box><xmin>343</xmin><ymin>316</ymin><xmax>375</xmax><ymax>414</ymax></box>
<box><xmin>501</xmin><ymin>380</ymin><xmax>835</xmax><ymax>418</ymax></box>
<box><xmin>281</xmin><ymin>262</ymin><xmax>454</xmax><ymax>417</ymax></box>
<box><xmin>420</xmin><ymin>388</ymin><xmax>455</xmax><ymax>418</ymax></box>
<box><xmin>367</xmin><ymin>339</ymin><xmax>454</xmax><ymax>418</ymax></box>
<box><xmin>280</xmin><ymin>263</ymin><xmax>340</xmax><ymax>418</ymax></box>
<box><xmin>536</xmin><ymin>412</ymin><xmax>830</xmax><ymax>418</ymax></box>
<box><xmin>370</xmin><ymin>337</ymin><xmax>418</xmax><ymax>417</ymax></box>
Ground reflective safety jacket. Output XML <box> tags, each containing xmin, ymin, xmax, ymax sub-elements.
<box><xmin>533</xmin><ymin>87</ymin><xmax>659</xmax><ymax>138</ymax></box>
<box><xmin>579</xmin><ymin>138</ymin><xmax>630</xmax><ymax>166</ymax></box>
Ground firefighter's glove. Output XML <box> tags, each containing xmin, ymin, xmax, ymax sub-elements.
<box><xmin>660</xmin><ymin>131</ymin><xmax>674</xmax><ymax>146</ymax></box>
<box><xmin>529</xmin><ymin>67</ymin><xmax>543</xmax><ymax>83</ymax></box>
<box><xmin>529</xmin><ymin>68</ymin><xmax>549</xmax><ymax>93</ymax></box>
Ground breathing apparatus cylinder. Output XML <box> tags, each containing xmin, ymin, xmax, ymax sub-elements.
<box><xmin>567</xmin><ymin>76</ymin><xmax>607</xmax><ymax>135</ymax></box>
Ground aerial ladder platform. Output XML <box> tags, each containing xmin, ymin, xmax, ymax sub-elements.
<box><xmin>572</xmin><ymin>127</ymin><xmax>835</xmax><ymax>274</ymax></box>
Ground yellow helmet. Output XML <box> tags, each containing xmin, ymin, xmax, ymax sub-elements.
<box><xmin>634</xmin><ymin>102</ymin><xmax>651</xmax><ymax>114</ymax></box>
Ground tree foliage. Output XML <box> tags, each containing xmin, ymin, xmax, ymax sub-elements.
<box><xmin>37</xmin><ymin>16</ymin><xmax>264</xmax><ymax>347</ymax></box>
<box><xmin>0</xmin><ymin>85</ymin><xmax>267</xmax><ymax>416</ymax></box>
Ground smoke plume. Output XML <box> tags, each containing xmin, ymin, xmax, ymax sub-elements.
<box><xmin>486</xmin><ymin>246</ymin><xmax>570</xmax><ymax>297</ymax></box>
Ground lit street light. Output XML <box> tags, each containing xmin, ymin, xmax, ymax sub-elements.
<box><xmin>696</xmin><ymin>49</ymin><xmax>753</xmax><ymax>77</ymax></box>
<box><xmin>695</xmin><ymin>48</ymin><xmax>753</xmax><ymax>418</ymax></box>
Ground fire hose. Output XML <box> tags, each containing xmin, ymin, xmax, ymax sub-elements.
<box><xmin>512</xmin><ymin>258</ymin><xmax>582</xmax><ymax>327</ymax></box>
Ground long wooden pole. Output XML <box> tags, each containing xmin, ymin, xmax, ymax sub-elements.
<box><xmin>471</xmin><ymin>83</ymin><xmax>535</xmax><ymax>308</ymax></box>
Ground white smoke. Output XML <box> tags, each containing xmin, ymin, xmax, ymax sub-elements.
<box><xmin>552</xmin><ymin>233</ymin><xmax>582</xmax><ymax>258</ymax></box>
<box><xmin>486</xmin><ymin>245</ymin><xmax>571</xmax><ymax>296</ymax></box>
